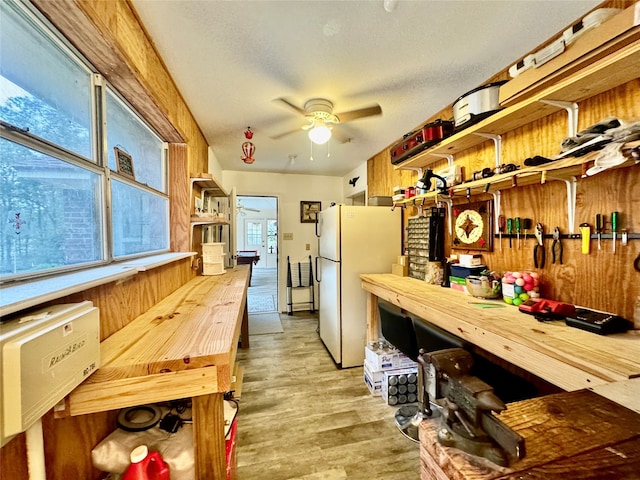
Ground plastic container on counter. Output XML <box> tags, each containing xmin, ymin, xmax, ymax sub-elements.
<box><xmin>501</xmin><ymin>271</ymin><xmax>541</xmax><ymax>306</ymax></box>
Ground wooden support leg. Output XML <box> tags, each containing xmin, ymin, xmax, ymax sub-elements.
<box><xmin>192</xmin><ymin>393</ymin><xmax>226</xmax><ymax>480</ymax></box>
<box><xmin>240</xmin><ymin>299</ymin><xmax>250</xmax><ymax>348</ymax></box>
<box><xmin>366</xmin><ymin>292</ymin><xmax>379</xmax><ymax>343</ymax></box>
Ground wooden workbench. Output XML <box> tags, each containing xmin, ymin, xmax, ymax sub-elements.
<box><xmin>361</xmin><ymin>274</ymin><xmax>640</xmax><ymax>392</ymax></box>
<box><xmin>67</xmin><ymin>266</ymin><xmax>250</xmax><ymax>480</ymax></box>
<box><xmin>419</xmin><ymin>388</ymin><xmax>640</xmax><ymax>480</ymax></box>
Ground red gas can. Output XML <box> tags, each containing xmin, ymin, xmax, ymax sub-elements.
<box><xmin>122</xmin><ymin>445</ymin><xmax>170</xmax><ymax>480</ymax></box>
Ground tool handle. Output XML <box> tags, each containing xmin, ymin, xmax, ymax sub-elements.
<box><xmin>498</xmin><ymin>215</ymin><xmax>505</xmax><ymax>232</ymax></box>
<box><xmin>611</xmin><ymin>211</ymin><xmax>619</xmax><ymax>232</ymax></box>
<box><xmin>507</xmin><ymin>218</ymin><xmax>513</xmax><ymax>234</ymax></box>
<box><xmin>515</xmin><ymin>217</ymin><xmax>521</xmax><ymax>233</ymax></box>
<box><xmin>579</xmin><ymin>223</ymin><xmax>591</xmax><ymax>254</ymax></box>
<box><xmin>523</xmin><ymin>218</ymin><xmax>532</xmax><ymax>231</ymax></box>
<box><xmin>595</xmin><ymin>214</ymin><xmax>603</xmax><ymax>233</ymax></box>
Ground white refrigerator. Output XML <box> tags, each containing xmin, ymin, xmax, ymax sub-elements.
<box><xmin>316</xmin><ymin>205</ymin><xmax>401</xmax><ymax>368</ymax></box>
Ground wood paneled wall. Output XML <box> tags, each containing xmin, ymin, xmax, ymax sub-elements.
<box><xmin>367</xmin><ymin>80</ymin><xmax>640</xmax><ymax>321</ymax></box>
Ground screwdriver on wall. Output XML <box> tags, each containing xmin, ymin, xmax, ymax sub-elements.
<box><xmin>595</xmin><ymin>214</ymin><xmax>604</xmax><ymax>250</ymax></box>
<box><xmin>498</xmin><ymin>215</ymin><xmax>505</xmax><ymax>252</ymax></box>
<box><xmin>611</xmin><ymin>211</ymin><xmax>619</xmax><ymax>254</ymax></box>
<box><xmin>523</xmin><ymin>218</ymin><xmax>532</xmax><ymax>243</ymax></box>
<box><xmin>515</xmin><ymin>217</ymin><xmax>522</xmax><ymax>249</ymax></box>
<box><xmin>507</xmin><ymin>218</ymin><xmax>513</xmax><ymax>249</ymax></box>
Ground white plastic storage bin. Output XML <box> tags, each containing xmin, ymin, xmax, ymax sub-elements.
<box><xmin>202</xmin><ymin>242</ymin><xmax>225</xmax><ymax>264</ymax></box>
<box><xmin>203</xmin><ymin>254</ymin><xmax>226</xmax><ymax>275</ymax></box>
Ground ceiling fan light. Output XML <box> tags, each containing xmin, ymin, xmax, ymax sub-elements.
<box><xmin>308</xmin><ymin>124</ymin><xmax>332</xmax><ymax>144</ymax></box>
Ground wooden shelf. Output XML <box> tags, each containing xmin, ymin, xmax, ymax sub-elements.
<box><xmin>190</xmin><ymin>173</ymin><xmax>228</xmax><ymax>198</ymax></box>
<box><xmin>190</xmin><ymin>216</ymin><xmax>230</xmax><ymax>225</ymax></box>
<box><xmin>394</xmin><ymin>39</ymin><xmax>640</xmax><ymax>171</ymax></box>
<box><xmin>394</xmin><ymin>141</ymin><xmax>639</xmax><ymax>206</ymax></box>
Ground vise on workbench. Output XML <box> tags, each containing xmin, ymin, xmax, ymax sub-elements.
<box><xmin>420</xmin><ymin>348</ymin><xmax>526</xmax><ymax>467</ymax></box>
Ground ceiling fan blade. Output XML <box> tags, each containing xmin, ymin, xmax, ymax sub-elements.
<box><xmin>335</xmin><ymin>104</ymin><xmax>382</xmax><ymax>123</ymax></box>
<box><xmin>273</xmin><ymin>97</ymin><xmax>306</xmax><ymax>116</ymax></box>
<box><xmin>269</xmin><ymin>127</ymin><xmax>302</xmax><ymax>140</ymax></box>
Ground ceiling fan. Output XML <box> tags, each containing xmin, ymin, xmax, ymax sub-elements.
<box><xmin>271</xmin><ymin>98</ymin><xmax>382</xmax><ymax>144</ymax></box>
<box><xmin>236</xmin><ymin>200</ymin><xmax>261</xmax><ymax>216</ymax></box>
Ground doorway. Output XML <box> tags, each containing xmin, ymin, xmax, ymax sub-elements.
<box><xmin>237</xmin><ymin>196</ymin><xmax>278</xmax><ymax>313</ymax></box>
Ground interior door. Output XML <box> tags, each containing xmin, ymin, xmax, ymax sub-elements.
<box><xmin>244</xmin><ymin>218</ymin><xmax>267</xmax><ymax>268</ymax></box>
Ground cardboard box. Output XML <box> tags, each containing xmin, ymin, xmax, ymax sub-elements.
<box><xmin>381</xmin><ymin>367</ymin><xmax>419</xmax><ymax>406</ymax></box>
<box><xmin>397</xmin><ymin>255</ymin><xmax>408</xmax><ymax>266</ymax></box>
<box><xmin>363</xmin><ymin>359</ymin><xmax>384</xmax><ymax>396</ymax></box>
<box><xmin>500</xmin><ymin>4</ymin><xmax>640</xmax><ymax>105</ymax></box>
<box><xmin>365</xmin><ymin>343</ymin><xmax>417</xmax><ymax>371</ymax></box>
<box><xmin>458</xmin><ymin>254</ymin><xmax>482</xmax><ymax>267</ymax></box>
<box><xmin>392</xmin><ymin>263</ymin><xmax>408</xmax><ymax>277</ymax></box>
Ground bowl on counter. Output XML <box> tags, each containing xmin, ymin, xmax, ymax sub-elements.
<box><xmin>465</xmin><ymin>275</ymin><xmax>501</xmax><ymax>299</ymax></box>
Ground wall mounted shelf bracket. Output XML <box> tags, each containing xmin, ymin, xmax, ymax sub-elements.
<box><xmin>430</xmin><ymin>153</ymin><xmax>455</xmax><ymax>168</ymax></box>
<box><xmin>473</xmin><ymin>133</ymin><xmax>502</xmax><ymax>167</ymax></box>
<box><xmin>539</xmin><ymin>100</ymin><xmax>579</xmax><ymax>138</ymax></box>
<box><xmin>545</xmin><ymin>174</ymin><xmax>578</xmax><ymax>234</ymax></box>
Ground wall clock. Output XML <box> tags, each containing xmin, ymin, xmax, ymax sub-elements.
<box><xmin>452</xmin><ymin>200</ymin><xmax>493</xmax><ymax>251</ymax></box>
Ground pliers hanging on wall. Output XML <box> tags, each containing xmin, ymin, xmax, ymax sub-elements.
<box><xmin>534</xmin><ymin>223</ymin><xmax>546</xmax><ymax>269</ymax></box>
<box><xmin>552</xmin><ymin>227</ymin><xmax>563</xmax><ymax>264</ymax></box>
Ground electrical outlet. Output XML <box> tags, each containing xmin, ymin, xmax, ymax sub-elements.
<box><xmin>306</xmin><ymin>243</ymin><xmax>310</xmax><ymax>250</ymax></box>
<box><xmin>283</xmin><ymin>233</ymin><xmax>293</xmax><ymax>240</ymax></box>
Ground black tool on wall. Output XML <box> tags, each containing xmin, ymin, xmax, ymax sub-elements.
<box><xmin>428</xmin><ymin>207</ymin><xmax>446</xmax><ymax>262</ymax></box>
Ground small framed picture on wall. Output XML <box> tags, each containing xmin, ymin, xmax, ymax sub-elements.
<box><xmin>114</xmin><ymin>147</ymin><xmax>135</xmax><ymax>180</ymax></box>
<box><xmin>300</xmin><ymin>201</ymin><xmax>321</xmax><ymax>223</ymax></box>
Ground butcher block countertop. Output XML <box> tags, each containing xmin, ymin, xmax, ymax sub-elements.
<box><xmin>361</xmin><ymin>274</ymin><xmax>640</xmax><ymax>393</ymax></box>
<box><xmin>68</xmin><ymin>266</ymin><xmax>250</xmax><ymax>416</ymax></box>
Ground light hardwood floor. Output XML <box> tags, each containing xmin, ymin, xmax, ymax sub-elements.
<box><xmin>236</xmin><ymin>271</ymin><xmax>420</xmax><ymax>479</ymax></box>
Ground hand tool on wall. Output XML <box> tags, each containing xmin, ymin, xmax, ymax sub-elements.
<box><xmin>498</xmin><ymin>215</ymin><xmax>505</xmax><ymax>252</ymax></box>
<box><xmin>595</xmin><ymin>214</ymin><xmax>604</xmax><ymax>250</ymax></box>
<box><xmin>515</xmin><ymin>217</ymin><xmax>522</xmax><ymax>249</ymax></box>
<box><xmin>507</xmin><ymin>218</ymin><xmax>513</xmax><ymax>249</ymax></box>
<box><xmin>523</xmin><ymin>218</ymin><xmax>532</xmax><ymax>243</ymax></box>
<box><xmin>579</xmin><ymin>222</ymin><xmax>591</xmax><ymax>254</ymax></box>
<box><xmin>552</xmin><ymin>227</ymin><xmax>563</xmax><ymax>264</ymax></box>
<box><xmin>534</xmin><ymin>223</ymin><xmax>546</xmax><ymax>268</ymax></box>
<box><xmin>611</xmin><ymin>211</ymin><xmax>619</xmax><ymax>254</ymax></box>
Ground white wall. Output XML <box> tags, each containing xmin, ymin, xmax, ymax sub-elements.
<box><xmin>207</xmin><ymin>147</ymin><xmax>223</xmax><ymax>186</ymax></box>
<box><xmin>222</xmin><ymin>170</ymin><xmax>343</xmax><ymax>312</ymax></box>
<box><xmin>342</xmin><ymin>163</ymin><xmax>368</xmax><ymax>203</ymax></box>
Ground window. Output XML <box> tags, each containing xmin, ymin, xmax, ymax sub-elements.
<box><xmin>0</xmin><ymin>138</ymin><xmax>103</xmax><ymax>277</ymax></box>
<box><xmin>106</xmin><ymin>88</ymin><xmax>168</xmax><ymax>258</ymax></box>
<box><xmin>246</xmin><ymin>221</ymin><xmax>262</xmax><ymax>247</ymax></box>
<box><xmin>0</xmin><ymin>0</ymin><xmax>93</xmax><ymax>159</ymax></box>
<box><xmin>0</xmin><ymin>0</ymin><xmax>169</xmax><ymax>282</ymax></box>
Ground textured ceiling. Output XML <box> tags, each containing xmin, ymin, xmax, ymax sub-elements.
<box><xmin>131</xmin><ymin>0</ymin><xmax>602</xmax><ymax>176</ymax></box>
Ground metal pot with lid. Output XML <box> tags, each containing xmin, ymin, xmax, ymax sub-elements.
<box><xmin>453</xmin><ymin>81</ymin><xmax>507</xmax><ymax>130</ymax></box>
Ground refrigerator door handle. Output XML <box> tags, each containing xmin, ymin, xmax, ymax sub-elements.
<box><xmin>315</xmin><ymin>256</ymin><xmax>321</xmax><ymax>282</ymax></box>
<box><xmin>315</xmin><ymin>216</ymin><xmax>320</xmax><ymax>238</ymax></box>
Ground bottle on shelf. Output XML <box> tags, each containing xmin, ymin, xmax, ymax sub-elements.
<box><xmin>122</xmin><ymin>445</ymin><xmax>170</xmax><ymax>480</ymax></box>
